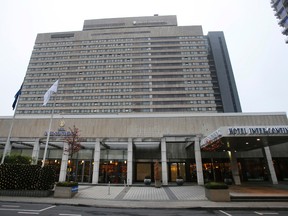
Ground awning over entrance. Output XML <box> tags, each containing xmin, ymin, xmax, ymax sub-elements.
<box><xmin>200</xmin><ymin>125</ymin><xmax>288</xmax><ymax>152</ymax></box>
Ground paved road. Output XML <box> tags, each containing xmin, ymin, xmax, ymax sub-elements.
<box><xmin>1</xmin><ymin>202</ymin><xmax>288</xmax><ymax>216</ymax></box>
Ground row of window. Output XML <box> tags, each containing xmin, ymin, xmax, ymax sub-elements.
<box><xmin>184</xmin><ymin>74</ymin><xmax>210</xmax><ymax>78</ymax></box>
<box><xmin>26</xmin><ymin>71</ymin><xmax>211</xmax><ymax>79</ymax></box>
<box><xmin>33</xmin><ymin>46</ymin><xmax>207</xmax><ymax>54</ymax></box>
<box><xmin>35</xmin><ymin>36</ymin><xmax>205</xmax><ymax>47</ymax></box>
<box><xmin>29</xmin><ymin>63</ymin><xmax>208</xmax><ymax>71</ymax></box>
<box><xmin>33</xmin><ymin>43</ymin><xmax>208</xmax><ymax>51</ymax></box>
<box><xmin>32</xmin><ymin>50</ymin><xmax>207</xmax><ymax>58</ymax></box>
<box><xmin>26</xmin><ymin>78</ymin><xmax>213</xmax><ymax>89</ymax></box>
<box><xmin>16</xmin><ymin>106</ymin><xmax>216</xmax><ymax>115</ymax></box>
<box><xmin>21</xmin><ymin>94</ymin><xmax>145</xmax><ymax>101</ymax></box>
<box><xmin>24</xmin><ymin>86</ymin><xmax>213</xmax><ymax>96</ymax></box>
<box><xmin>31</xmin><ymin>55</ymin><xmax>208</xmax><ymax>62</ymax></box>
<box><xmin>20</xmin><ymin>91</ymin><xmax>215</xmax><ymax>103</ymax></box>
<box><xmin>32</xmin><ymin>85</ymin><xmax>214</xmax><ymax>94</ymax></box>
<box><xmin>183</xmin><ymin>68</ymin><xmax>209</xmax><ymax>72</ymax></box>
<box><xmin>29</xmin><ymin>59</ymin><xmax>208</xmax><ymax>66</ymax></box>
<box><xmin>179</xmin><ymin>41</ymin><xmax>206</xmax><ymax>44</ymax></box>
<box><xmin>19</xmin><ymin>99</ymin><xmax>215</xmax><ymax>108</ymax></box>
<box><xmin>27</xmin><ymin>65</ymin><xmax>210</xmax><ymax>72</ymax></box>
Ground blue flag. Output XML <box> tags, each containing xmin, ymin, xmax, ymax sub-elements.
<box><xmin>12</xmin><ymin>83</ymin><xmax>23</xmax><ymax>110</ymax></box>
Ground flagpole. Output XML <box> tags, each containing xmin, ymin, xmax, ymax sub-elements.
<box><xmin>1</xmin><ymin>82</ymin><xmax>24</xmax><ymax>164</ymax></box>
<box><xmin>1</xmin><ymin>104</ymin><xmax>18</xmax><ymax>164</ymax></box>
<box><xmin>42</xmin><ymin>79</ymin><xmax>59</xmax><ymax>167</ymax></box>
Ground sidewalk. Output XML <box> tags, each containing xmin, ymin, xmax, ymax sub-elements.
<box><xmin>1</xmin><ymin>184</ymin><xmax>288</xmax><ymax>209</ymax></box>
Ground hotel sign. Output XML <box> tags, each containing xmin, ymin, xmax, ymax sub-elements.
<box><xmin>44</xmin><ymin>129</ymin><xmax>72</xmax><ymax>137</ymax></box>
<box><xmin>44</xmin><ymin>119</ymin><xmax>71</xmax><ymax>137</ymax></box>
<box><xmin>201</xmin><ymin>129</ymin><xmax>222</xmax><ymax>146</ymax></box>
<box><xmin>228</xmin><ymin>127</ymin><xmax>288</xmax><ymax>136</ymax></box>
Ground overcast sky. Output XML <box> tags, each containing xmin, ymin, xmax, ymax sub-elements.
<box><xmin>0</xmin><ymin>0</ymin><xmax>287</xmax><ymax>116</ymax></box>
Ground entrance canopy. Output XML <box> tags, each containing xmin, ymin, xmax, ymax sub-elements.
<box><xmin>200</xmin><ymin>126</ymin><xmax>288</xmax><ymax>152</ymax></box>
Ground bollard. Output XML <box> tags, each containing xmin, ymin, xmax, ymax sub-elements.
<box><xmin>108</xmin><ymin>181</ymin><xmax>111</xmax><ymax>195</ymax></box>
<box><xmin>124</xmin><ymin>180</ymin><xmax>126</xmax><ymax>188</ymax></box>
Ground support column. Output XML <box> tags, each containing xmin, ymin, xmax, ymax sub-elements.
<box><xmin>229</xmin><ymin>150</ymin><xmax>241</xmax><ymax>185</ymax></box>
<box><xmin>92</xmin><ymin>139</ymin><xmax>101</xmax><ymax>184</ymax></box>
<box><xmin>194</xmin><ymin>136</ymin><xmax>204</xmax><ymax>185</ymax></box>
<box><xmin>59</xmin><ymin>142</ymin><xmax>69</xmax><ymax>182</ymax></box>
<box><xmin>127</xmin><ymin>138</ymin><xmax>133</xmax><ymax>186</ymax></box>
<box><xmin>31</xmin><ymin>138</ymin><xmax>40</xmax><ymax>165</ymax></box>
<box><xmin>161</xmin><ymin>138</ymin><xmax>168</xmax><ymax>186</ymax></box>
<box><xmin>262</xmin><ymin>142</ymin><xmax>278</xmax><ymax>184</ymax></box>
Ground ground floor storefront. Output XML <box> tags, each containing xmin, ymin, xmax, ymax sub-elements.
<box><xmin>1</xmin><ymin>112</ymin><xmax>288</xmax><ymax>185</ymax></box>
<box><xmin>40</xmin><ymin>156</ymin><xmax>288</xmax><ymax>185</ymax></box>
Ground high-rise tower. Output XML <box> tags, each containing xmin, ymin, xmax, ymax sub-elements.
<box><xmin>16</xmin><ymin>15</ymin><xmax>241</xmax><ymax>115</ymax></box>
<box><xmin>271</xmin><ymin>0</ymin><xmax>288</xmax><ymax>43</ymax></box>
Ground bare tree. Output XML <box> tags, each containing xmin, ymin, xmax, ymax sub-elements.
<box><xmin>63</xmin><ymin>125</ymin><xmax>83</xmax><ymax>181</ymax></box>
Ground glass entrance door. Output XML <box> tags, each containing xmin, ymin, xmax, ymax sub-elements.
<box><xmin>76</xmin><ymin>160</ymin><xmax>92</xmax><ymax>183</ymax></box>
<box><xmin>170</xmin><ymin>162</ymin><xmax>186</xmax><ymax>181</ymax></box>
<box><xmin>99</xmin><ymin>160</ymin><xmax>127</xmax><ymax>184</ymax></box>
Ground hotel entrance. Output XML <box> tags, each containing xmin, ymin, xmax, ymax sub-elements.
<box><xmin>98</xmin><ymin>148</ymin><xmax>128</xmax><ymax>184</ymax></box>
<box><xmin>66</xmin><ymin>159</ymin><xmax>93</xmax><ymax>183</ymax></box>
<box><xmin>202</xmin><ymin>158</ymin><xmax>231</xmax><ymax>182</ymax></box>
<box><xmin>169</xmin><ymin>162</ymin><xmax>186</xmax><ymax>181</ymax></box>
<box><xmin>76</xmin><ymin>160</ymin><xmax>92</xmax><ymax>183</ymax></box>
<box><xmin>99</xmin><ymin>160</ymin><xmax>127</xmax><ymax>184</ymax></box>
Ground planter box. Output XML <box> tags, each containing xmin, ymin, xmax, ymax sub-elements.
<box><xmin>205</xmin><ymin>188</ymin><xmax>230</xmax><ymax>202</ymax></box>
<box><xmin>144</xmin><ymin>179</ymin><xmax>151</xmax><ymax>185</ymax></box>
<box><xmin>0</xmin><ymin>190</ymin><xmax>52</xmax><ymax>197</ymax></box>
<box><xmin>176</xmin><ymin>179</ymin><xmax>184</xmax><ymax>186</ymax></box>
<box><xmin>54</xmin><ymin>186</ymin><xmax>78</xmax><ymax>198</ymax></box>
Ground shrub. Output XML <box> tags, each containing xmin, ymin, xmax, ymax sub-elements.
<box><xmin>3</xmin><ymin>154</ymin><xmax>32</xmax><ymax>164</ymax></box>
<box><xmin>0</xmin><ymin>164</ymin><xmax>56</xmax><ymax>190</ymax></box>
<box><xmin>56</xmin><ymin>182</ymin><xmax>78</xmax><ymax>187</ymax></box>
<box><xmin>204</xmin><ymin>182</ymin><xmax>228</xmax><ymax>189</ymax></box>
<box><xmin>37</xmin><ymin>166</ymin><xmax>56</xmax><ymax>190</ymax></box>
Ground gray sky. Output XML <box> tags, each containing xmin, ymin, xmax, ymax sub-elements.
<box><xmin>0</xmin><ymin>0</ymin><xmax>287</xmax><ymax>116</ymax></box>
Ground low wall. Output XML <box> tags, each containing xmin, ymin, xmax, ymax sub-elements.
<box><xmin>0</xmin><ymin>190</ymin><xmax>52</xmax><ymax>197</ymax></box>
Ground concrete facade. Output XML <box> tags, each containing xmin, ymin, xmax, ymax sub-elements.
<box><xmin>16</xmin><ymin>15</ymin><xmax>240</xmax><ymax>115</ymax></box>
<box><xmin>1</xmin><ymin>112</ymin><xmax>288</xmax><ymax>185</ymax></box>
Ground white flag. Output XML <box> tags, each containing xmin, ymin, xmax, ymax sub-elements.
<box><xmin>43</xmin><ymin>80</ymin><xmax>59</xmax><ymax>106</ymax></box>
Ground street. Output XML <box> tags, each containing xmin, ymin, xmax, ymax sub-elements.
<box><xmin>0</xmin><ymin>202</ymin><xmax>287</xmax><ymax>216</ymax></box>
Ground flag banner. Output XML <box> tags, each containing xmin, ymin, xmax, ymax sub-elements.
<box><xmin>43</xmin><ymin>80</ymin><xmax>59</xmax><ymax>106</ymax></box>
<box><xmin>12</xmin><ymin>83</ymin><xmax>23</xmax><ymax>110</ymax></box>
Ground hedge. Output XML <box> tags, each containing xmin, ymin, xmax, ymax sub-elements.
<box><xmin>0</xmin><ymin>164</ymin><xmax>56</xmax><ymax>190</ymax></box>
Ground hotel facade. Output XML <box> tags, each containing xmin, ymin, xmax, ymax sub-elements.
<box><xmin>1</xmin><ymin>15</ymin><xmax>288</xmax><ymax>185</ymax></box>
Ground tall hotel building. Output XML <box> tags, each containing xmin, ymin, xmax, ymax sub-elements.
<box><xmin>271</xmin><ymin>0</ymin><xmax>288</xmax><ymax>43</ymax></box>
<box><xmin>1</xmin><ymin>15</ymin><xmax>288</xmax><ymax>186</ymax></box>
<box><xmin>18</xmin><ymin>15</ymin><xmax>241</xmax><ymax>115</ymax></box>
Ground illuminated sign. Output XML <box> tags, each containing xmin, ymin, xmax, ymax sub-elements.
<box><xmin>228</xmin><ymin>127</ymin><xmax>288</xmax><ymax>136</ymax></box>
<box><xmin>201</xmin><ymin>129</ymin><xmax>222</xmax><ymax>146</ymax></box>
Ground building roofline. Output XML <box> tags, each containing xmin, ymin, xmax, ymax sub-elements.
<box><xmin>0</xmin><ymin>112</ymin><xmax>286</xmax><ymax>120</ymax></box>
